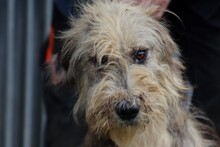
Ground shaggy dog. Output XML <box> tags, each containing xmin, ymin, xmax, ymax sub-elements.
<box><xmin>50</xmin><ymin>0</ymin><xmax>219</xmax><ymax>146</ymax></box>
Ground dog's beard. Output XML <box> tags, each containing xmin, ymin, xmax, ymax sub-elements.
<box><xmin>82</xmin><ymin>72</ymin><xmax>170</xmax><ymax>146</ymax></box>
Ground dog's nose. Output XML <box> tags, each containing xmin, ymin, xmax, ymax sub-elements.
<box><xmin>115</xmin><ymin>100</ymin><xmax>139</xmax><ymax>121</ymax></box>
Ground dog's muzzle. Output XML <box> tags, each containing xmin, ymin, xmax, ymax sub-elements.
<box><xmin>115</xmin><ymin>100</ymin><xmax>140</xmax><ymax>121</ymax></box>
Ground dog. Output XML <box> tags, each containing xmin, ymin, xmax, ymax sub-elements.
<box><xmin>49</xmin><ymin>0</ymin><xmax>219</xmax><ymax>146</ymax></box>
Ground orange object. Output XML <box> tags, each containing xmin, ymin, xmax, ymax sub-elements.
<box><xmin>45</xmin><ymin>26</ymin><xmax>55</xmax><ymax>64</ymax></box>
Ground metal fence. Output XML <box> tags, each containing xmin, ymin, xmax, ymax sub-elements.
<box><xmin>0</xmin><ymin>0</ymin><xmax>53</xmax><ymax>147</ymax></box>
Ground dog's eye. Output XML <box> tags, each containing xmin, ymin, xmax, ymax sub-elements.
<box><xmin>101</xmin><ymin>55</ymin><xmax>108</xmax><ymax>64</ymax></box>
<box><xmin>90</xmin><ymin>57</ymin><xmax>97</xmax><ymax>64</ymax></box>
<box><xmin>134</xmin><ymin>50</ymin><xmax>148</xmax><ymax>64</ymax></box>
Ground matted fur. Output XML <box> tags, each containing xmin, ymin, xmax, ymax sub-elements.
<box><xmin>58</xmin><ymin>0</ymin><xmax>219</xmax><ymax>146</ymax></box>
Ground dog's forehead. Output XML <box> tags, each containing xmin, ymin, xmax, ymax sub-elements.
<box><xmin>79</xmin><ymin>1</ymin><xmax>159</xmax><ymax>54</ymax></box>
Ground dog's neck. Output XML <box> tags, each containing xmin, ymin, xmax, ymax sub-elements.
<box><xmin>83</xmin><ymin>131</ymin><xmax>117</xmax><ymax>147</ymax></box>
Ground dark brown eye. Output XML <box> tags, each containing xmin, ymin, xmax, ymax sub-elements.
<box><xmin>134</xmin><ymin>50</ymin><xmax>148</xmax><ymax>64</ymax></box>
<box><xmin>101</xmin><ymin>55</ymin><xmax>108</xmax><ymax>64</ymax></box>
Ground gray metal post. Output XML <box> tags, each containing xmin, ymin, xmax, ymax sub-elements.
<box><xmin>0</xmin><ymin>0</ymin><xmax>53</xmax><ymax>147</ymax></box>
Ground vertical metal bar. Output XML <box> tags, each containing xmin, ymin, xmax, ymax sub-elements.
<box><xmin>22</xmin><ymin>0</ymin><xmax>36</xmax><ymax>146</ymax></box>
<box><xmin>39</xmin><ymin>1</ymin><xmax>53</xmax><ymax>147</ymax></box>
<box><xmin>4</xmin><ymin>0</ymin><xmax>16</xmax><ymax>146</ymax></box>
<box><xmin>0</xmin><ymin>0</ymin><xmax>6</xmax><ymax>146</ymax></box>
<box><xmin>0</xmin><ymin>0</ymin><xmax>53</xmax><ymax>146</ymax></box>
<box><xmin>13</xmin><ymin>0</ymin><xmax>27</xmax><ymax>146</ymax></box>
<box><xmin>45</xmin><ymin>0</ymin><xmax>53</xmax><ymax>34</ymax></box>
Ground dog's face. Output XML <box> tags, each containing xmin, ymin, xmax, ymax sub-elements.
<box><xmin>61</xmin><ymin>0</ymin><xmax>186</xmax><ymax>145</ymax></box>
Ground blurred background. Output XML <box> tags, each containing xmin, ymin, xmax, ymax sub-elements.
<box><xmin>0</xmin><ymin>0</ymin><xmax>87</xmax><ymax>146</ymax></box>
<box><xmin>0</xmin><ymin>0</ymin><xmax>53</xmax><ymax>147</ymax></box>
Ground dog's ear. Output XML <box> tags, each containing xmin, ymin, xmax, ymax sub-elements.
<box><xmin>133</xmin><ymin>0</ymin><xmax>170</xmax><ymax>19</ymax></box>
<box><xmin>143</xmin><ymin>5</ymin><xmax>161</xmax><ymax>19</ymax></box>
<box><xmin>120</xmin><ymin>0</ymin><xmax>161</xmax><ymax>18</ymax></box>
<box><xmin>158</xmin><ymin>27</ymin><xmax>181</xmax><ymax>69</ymax></box>
<box><xmin>48</xmin><ymin>53</ymin><xmax>66</xmax><ymax>85</ymax></box>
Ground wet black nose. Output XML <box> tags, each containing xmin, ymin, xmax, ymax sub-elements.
<box><xmin>115</xmin><ymin>100</ymin><xmax>140</xmax><ymax>121</ymax></box>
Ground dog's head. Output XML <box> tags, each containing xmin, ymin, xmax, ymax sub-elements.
<box><xmin>60</xmin><ymin>0</ymin><xmax>187</xmax><ymax>145</ymax></box>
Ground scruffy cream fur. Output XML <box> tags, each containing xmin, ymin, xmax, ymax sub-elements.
<box><xmin>59</xmin><ymin>0</ymin><xmax>219</xmax><ymax>146</ymax></box>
